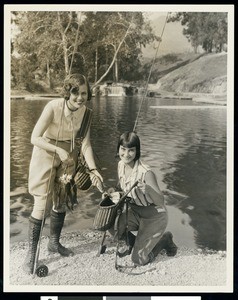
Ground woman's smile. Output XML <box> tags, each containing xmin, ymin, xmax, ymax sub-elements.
<box><xmin>119</xmin><ymin>145</ymin><xmax>136</xmax><ymax>165</ymax></box>
<box><xmin>68</xmin><ymin>84</ymin><xmax>88</xmax><ymax>110</ymax></box>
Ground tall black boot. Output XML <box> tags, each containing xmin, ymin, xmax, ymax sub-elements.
<box><xmin>23</xmin><ymin>216</ymin><xmax>42</xmax><ymax>274</ymax></box>
<box><xmin>163</xmin><ymin>231</ymin><xmax>178</xmax><ymax>256</ymax></box>
<box><xmin>47</xmin><ymin>210</ymin><xmax>74</xmax><ymax>256</ymax></box>
<box><xmin>150</xmin><ymin>231</ymin><xmax>178</xmax><ymax>261</ymax></box>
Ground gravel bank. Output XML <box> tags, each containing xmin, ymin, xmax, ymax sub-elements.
<box><xmin>7</xmin><ymin>230</ymin><xmax>227</xmax><ymax>292</ymax></box>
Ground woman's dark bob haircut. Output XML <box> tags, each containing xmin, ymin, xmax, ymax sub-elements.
<box><xmin>61</xmin><ymin>73</ymin><xmax>92</xmax><ymax>101</ymax></box>
<box><xmin>117</xmin><ymin>131</ymin><xmax>141</xmax><ymax>161</ymax></box>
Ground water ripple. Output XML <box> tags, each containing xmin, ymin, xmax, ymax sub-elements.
<box><xmin>9</xmin><ymin>97</ymin><xmax>227</xmax><ymax>250</ymax></box>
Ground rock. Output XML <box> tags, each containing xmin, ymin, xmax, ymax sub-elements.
<box><xmin>10</xmin><ymin>187</ymin><xmax>28</xmax><ymax>197</ymax></box>
<box><xmin>10</xmin><ymin>213</ymin><xmax>17</xmax><ymax>224</ymax></box>
<box><xmin>10</xmin><ymin>228</ymin><xmax>21</xmax><ymax>237</ymax></box>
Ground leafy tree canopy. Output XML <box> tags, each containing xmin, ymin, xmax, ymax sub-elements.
<box><xmin>168</xmin><ymin>12</ymin><xmax>227</xmax><ymax>53</ymax></box>
<box><xmin>11</xmin><ymin>11</ymin><xmax>158</xmax><ymax>91</ymax></box>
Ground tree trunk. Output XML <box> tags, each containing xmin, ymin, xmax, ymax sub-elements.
<box><xmin>114</xmin><ymin>55</ymin><xmax>118</xmax><ymax>82</ymax></box>
<box><xmin>95</xmin><ymin>47</ymin><xmax>98</xmax><ymax>83</ymax></box>
<box><xmin>62</xmin><ymin>34</ymin><xmax>69</xmax><ymax>75</ymax></box>
<box><xmin>57</xmin><ymin>12</ymin><xmax>71</xmax><ymax>76</ymax></box>
<box><xmin>92</xmin><ymin>22</ymin><xmax>132</xmax><ymax>89</ymax></box>
<box><xmin>46</xmin><ymin>59</ymin><xmax>52</xmax><ymax>89</ymax></box>
<box><xmin>69</xmin><ymin>12</ymin><xmax>81</xmax><ymax>75</ymax></box>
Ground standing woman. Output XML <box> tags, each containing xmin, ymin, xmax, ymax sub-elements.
<box><xmin>23</xmin><ymin>74</ymin><xmax>103</xmax><ymax>274</ymax></box>
<box><xmin>111</xmin><ymin>131</ymin><xmax>177</xmax><ymax>266</ymax></box>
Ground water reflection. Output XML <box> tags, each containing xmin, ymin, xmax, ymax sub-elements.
<box><xmin>10</xmin><ymin>96</ymin><xmax>227</xmax><ymax>250</ymax></box>
<box><xmin>10</xmin><ymin>99</ymin><xmax>49</xmax><ymax>190</ymax></box>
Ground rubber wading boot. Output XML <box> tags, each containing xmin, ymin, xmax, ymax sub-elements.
<box><xmin>163</xmin><ymin>231</ymin><xmax>178</xmax><ymax>256</ymax></box>
<box><xmin>23</xmin><ymin>216</ymin><xmax>42</xmax><ymax>274</ymax></box>
<box><xmin>117</xmin><ymin>231</ymin><xmax>136</xmax><ymax>258</ymax></box>
<box><xmin>151</xmin><ymin>231</ymin><xmax>178</xmax><ymax>261</ymax></box>
<box><xmin>47</xmin><ymin>210</ymin><xmax>74</xmax><ymax>256</ymax></box>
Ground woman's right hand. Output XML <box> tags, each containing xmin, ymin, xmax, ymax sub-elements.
<box><xmin>56</xmin><ymin>147</ymin><xmax>70</xmax><ymax>162</ymax></box>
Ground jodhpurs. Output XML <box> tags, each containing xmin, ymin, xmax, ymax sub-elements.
<box><xmin>117</xmin><ymin>204</ymin><xmax>168</xmax><ymax>266</ymax></box>
<box><xmin>28</xmin><ymin>139</ymin><xmax>78</xmax><ymax>220</ymax></box>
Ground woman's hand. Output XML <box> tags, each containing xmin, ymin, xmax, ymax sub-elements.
<box><xmin>137</xmin><ymin>177</ymin><xmax>164</xmax><ymax>206</ymax></box>
<box><xmin>109</xmin><ymin>192</ymin><xmax>121</xmax><ymax>204</ymax></box>
<box><xmin>90</xmin><ymin>169</ymin><xmax>104</xmax><ymax>193</ymax></box>
<box><xmin>137</xmin><ymin>180</ymin><xmax>147</xmax><ymax>194</ymax></box>
<box><xmin>136</xmin><ymin>180</ymin><xmax>155</xmax><ymax>204</ymax></box>
<box><xmin>56</xmin><ymin>147</ymin><xmax>70</xmax><ymax>162</ymax></box>
<box><xmin>101</xmin><ymin>187</ymin><xmax>116</xmax><ymax>199</ymax></box>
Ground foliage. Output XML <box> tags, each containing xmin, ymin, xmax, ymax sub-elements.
<box><xmin>168</xmin><ymin>12</ymin><xmax>227</xmax><ymax>53</ymax></box>
<box><xmin>11</xmin><ymin>11</ymin><xmax>158</xmax><ymax>90</ymax></box>
<box><xmin>157</xmin><ymin>53</ymin><xmax>181</xmax><ymax>65</ymax></box>
<box><xmin>80</xmin><ymin>11</ymin><xmax>158</xmax><ymax>85</ymax></box>
<box><xmin>139</xmin><ymin>53</ymin><xmax>183</xmax><ymax>84</ymax></box>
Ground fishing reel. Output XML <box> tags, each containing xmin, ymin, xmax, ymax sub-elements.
<box><xmin>35</xmin><ymin>264</ymin><xmax>49</xmax><ymax>277</ymax></box>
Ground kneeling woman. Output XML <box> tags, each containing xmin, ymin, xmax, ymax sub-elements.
<box><xmin>113</xmin><ymin>131</ymin><xmax>177</xmax><ymax>266</ymax></box>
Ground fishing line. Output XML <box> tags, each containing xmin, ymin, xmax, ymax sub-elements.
<box><xmin>133</xmin><ymin>12</ymin><xmax>169</xmax><ymax>133</ymax></box>
<box><xmin>114</xmin><ymin>13</ymin><xmax>169</xmax><ymax>275</ymax></box>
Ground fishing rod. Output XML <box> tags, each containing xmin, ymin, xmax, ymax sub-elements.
<box><xmin>32</xmin><ymin>100</ymin><xmax>66</xmax><ymax>277</ymax></box>
<box><xmin>113</xmin><ymin>13</ymin><xmax>169</xmax><ymax>275</ymax></box>
<box><xmin>133</xmin><ymin>12</ymin><xmax>169</xmax><ymax>133</ymax></box>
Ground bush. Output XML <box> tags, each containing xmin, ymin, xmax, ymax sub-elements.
<box><xmin>159</xmin><ymin>54</ymin><xmax>180</xmax><ymax>64</ymax></box>
<box><xmin>25</xmin><ymin>81</ymin><xmax>46</xmax><ymax>93</ymax></box>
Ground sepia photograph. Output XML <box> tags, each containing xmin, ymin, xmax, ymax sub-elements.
<box><xmin>4</xmin><ymin>4</ymin><xmax>234</xmax><ymax>293</ymax></box>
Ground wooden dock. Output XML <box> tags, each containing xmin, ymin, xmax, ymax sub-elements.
<box><xmin>150</xmin><ymin>105</ymin><xmax>226</xmax><ymax>109</ymax></box>
<box><xmin>11</xmin><ymin>94</ymin><xmax>61</xmax><ymax>101</ymax></box>
<box><xmin>11</xmin><ymin>96</ymin><xmax>25</xmax><ymax>100</ymax></box>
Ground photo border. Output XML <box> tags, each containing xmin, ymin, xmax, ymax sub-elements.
<box><xmin>3</xmin><ymin>3</ymin><xmax>235</xmax><ymax>294</ymax></box>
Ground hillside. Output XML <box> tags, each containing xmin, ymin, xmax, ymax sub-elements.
<box><xmin>154</xmin><ymin>52</ymin><xmax>227</xmax><ymax>94</ymax></box>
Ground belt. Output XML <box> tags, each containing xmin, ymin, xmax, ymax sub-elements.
<box><xmin>156</xmin><ymin>207</ymin><xmax>166</xmax><ymax>213</ymax></box>
<box><xmin>59</xmin><ymin>140</ymin><xmax>71</xmax><ymax>143</ymax></box>
<box><xmin>128</xmin><ymin>198</ymin><xmax>166</xmax><ymax>210</ymax></box>
<box><xmin>46</xmin><ymin>137</ymin><xmax>71</xmax><ymax>143</ymax></box>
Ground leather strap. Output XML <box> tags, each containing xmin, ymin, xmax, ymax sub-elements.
<box><xmin>75</xmin><ymin>107</ymin><xmax>92</xmax><ymax>140</ymax></box>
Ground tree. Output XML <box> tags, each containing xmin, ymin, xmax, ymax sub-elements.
<box><xmin>168</xmin><ymin>12</ymin><xmax>227</xmax><ymax>53</ymax></box>
<box><xmin>11</xmin><ymin>11</ymin><xmax>158</xmax><ymax>90</ymax></box>
<box><xmin>11</xmin><ymin>11</ymin><xmax>85</xmax><ymax>87</ymax></box>
<box><xmin>79</xmin><ymin>11</ymin><xmax>158</xmax><ymax>86</ymax></box>
<box><xmin>12</xmin><ymin>11</ymin><xmax>82</xmax><ymax>89</ymax></box>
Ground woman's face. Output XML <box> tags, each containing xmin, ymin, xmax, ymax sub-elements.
<box><xmin>119</xmin><ymin>145</ymin><xmax>136</xmax><ymax>165</ymax></box>
<box><xmin>68</xmin><ymin>84</ymin><xmax>88</xmax><ymax>109</ymax></box>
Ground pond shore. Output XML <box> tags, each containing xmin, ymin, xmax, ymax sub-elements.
<box><xmin>8</xmin><ymin>229</ymin><xmax>227</xmax><ymax>291</ymax></box>
<box><xmin>10</xmin><ymin>90</ymin><xmax>226</xmax><ymax>105</ymax></box>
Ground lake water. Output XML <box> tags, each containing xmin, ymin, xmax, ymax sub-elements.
<box><xmin>10</xmin><ymin>95</ymin><xmax>227</xmax><ymax>251</ymax></box>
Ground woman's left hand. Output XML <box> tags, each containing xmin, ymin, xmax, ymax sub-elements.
<box><xmin>90</xmin><ymin>169</ymin><xmax>104</xmax><ymax>193</ymax></box>
<box><xmin>137</xmin><ymin>180</ymin><xmax>147</xmax><ymax>194</ymax></box>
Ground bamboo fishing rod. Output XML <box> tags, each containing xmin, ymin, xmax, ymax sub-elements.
<box><xmin>113</xmin><ymin>14</ymin><xmax>170</xmax><ymax>275</ymax></box>
<box><xmin>32</xmin><ymin>99</ymin><xmax>66</xmax><ymax>277</ymax></box>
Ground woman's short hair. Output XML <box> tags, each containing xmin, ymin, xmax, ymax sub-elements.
<box><xmin>61</xmin><ymin>73</ymin><xmax>92</xmax><ymax>101</ymax></box>
<box><xmin>116</xmin><ymin>131</ymin><xmax>141</xmax><ymax>161</ymax></box>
